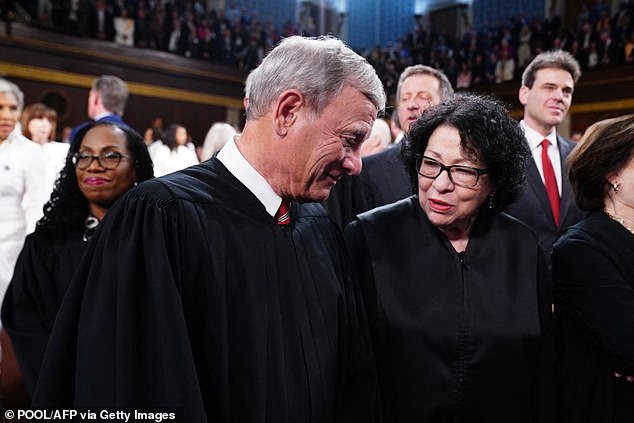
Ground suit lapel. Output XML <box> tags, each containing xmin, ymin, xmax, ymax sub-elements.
<box><xmin>557</xmin><ymin>135</ymin><xmax>576</xmax><ymax>227</ymax></box>
<box><xmin>380</xmin><ymin>146</ymin><xmax>404</xmax><ymax>199</ymax></box>
<box><xmin>524</xmin><ymin>155</ymin><xmax>555</xmax><ymax>224</ymax></box>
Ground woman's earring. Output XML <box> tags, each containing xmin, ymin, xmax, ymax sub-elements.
<box><xmin>613</xmin><ymin>182</ymin><xmax>620</xmax><ymax>193</ymax></box>
<box><xmin>488</xmin><ymin>195</ymin><xmax>494</xmax><ymax>209</ymax></box>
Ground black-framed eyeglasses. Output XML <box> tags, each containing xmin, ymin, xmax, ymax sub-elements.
<box><xmin>416</xmin><ymin>155</ymin><xmax>489</xmax><ymax>188</ymax></box>
<box><xmin>72</xmin><ymin>151</ymin><xmax>129</xmax><ymax>170</ymax></box>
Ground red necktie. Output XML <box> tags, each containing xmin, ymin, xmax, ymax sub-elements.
<box><xmin>541</xmin><ymin>139</ymin><xmax>560</xmax><ymax>225</ymax></box>
<box><xmin>275</xmin><ymin>199</ymin><xmax>291</xmax><ymax>226</ymax></box>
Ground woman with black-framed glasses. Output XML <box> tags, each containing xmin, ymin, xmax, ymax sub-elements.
<box><xmin>345</xmin><ymin>93</ymin><xmax>554</xmax><ymax>421</ymax></box>
<box><xmin>1</xmin><ymin>121</ymin><xmax>153</xmax><ymax>399</ymax></box>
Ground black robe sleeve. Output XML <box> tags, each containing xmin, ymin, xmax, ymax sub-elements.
<box><xmin>1</xmin><ymin>232</ymin><xmax>85</xmax><ymax>397</ymax></box>
<box><xmin>32</xmin><ymin>186</ymin><xmax>207</xmax><ymax>419</ymax></box>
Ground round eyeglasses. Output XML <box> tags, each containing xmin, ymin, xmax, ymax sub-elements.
<box><xmin>72</xmin><ymin>151</ymin><xmax>129</xmax><ymax>170</ymax></box>
<box><xmin>416</xmin><ymin>155</ymin><xmax>489</xmax><ymax>188</ymax></box>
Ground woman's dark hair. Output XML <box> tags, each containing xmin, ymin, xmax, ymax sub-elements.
<box><xmin>163</xmin><ymin>123</ymin><xmax>185</xmax><ymax>151</ymax></box>
<box><xmin>567</xmin><ymin>114</ymin><xmax>634</xmax><ymax>211</ymax></box>
<box><xmin>36</xmin><ymin>121</ymin><xmax>154</xmax><ymax>236</ymax></box>
<box><xmin>401</xmin><ymin>93</ymin><xmax>529</xmax><ymax>214</ymax></box>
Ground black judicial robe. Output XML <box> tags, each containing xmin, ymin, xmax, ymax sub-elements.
<box><xmin>31</xmin><ymin>159</ymin><xmax>378</xmax><ymax>422</ymax></box>
<box><xmin>553</xmin><ymin>212</ymin><xmax>634</xmax><ymax>422</ymax></box>
<box><xmin>344</xmin><ymin>196</ymin><xmax>554</xmax><ymax>422</ymax></box>
<box><xmin>2</xmin><ymin>229</ymin><xmax>86</xmax><ymax>396</ymax></box>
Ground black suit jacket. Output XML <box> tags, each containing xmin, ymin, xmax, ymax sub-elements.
<box><xmin>322</xmin><ymin>144</ymin><xmax>413</xmax><ymax>229</ymax></box>
<box><xmin>504</xmin><ymin>135</ymin><xmax>587</xmax><ymax>267</ymax></box>
<box><xmin>360</xmin><ymin>144</ymin><xmax>413</xmax><ymax>211</ymax></box>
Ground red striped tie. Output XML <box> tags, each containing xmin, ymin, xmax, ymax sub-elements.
<box><xmin>275</xmin><ymin>199</ymin><xmax>291</xmax><ymax>226</ymax></box>
<box><xmin>541</xmin><ymin>139</ymin><xmax>560</xmax><ymax>225</ymax></box>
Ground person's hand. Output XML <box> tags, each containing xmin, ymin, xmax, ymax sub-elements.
<box><xmin>614</xmin><ymin>372</ymin><xmax>634</xmax><ymax>382</ymax></box>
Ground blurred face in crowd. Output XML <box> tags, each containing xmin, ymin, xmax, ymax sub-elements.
<box><xmin>519</xmin><ymin>67</ymin><xmax>574</xmax><ymax>136</ymax></box>
<box><xmin>175</xmin><ymin>126</ymin><xmax>188</xmax><ymax>146</ymax></box>
<box><xmin>75</xmin><ymin>125</ymin><xmax>137</xmax><ymax>219</ymax></box>
<box><xmin>418</xmin><ymin>124</ymin><xmax>493</xmax><ymax>239</ymax></box>
<box><xmin>398</xmin><ymin>74</ymin><xmax>441</xmax><ymax>133</ymax></box>
<box><xmin>283</xmin><ymin>85</ymin><xmax>377</xmax><ymax>202</ymax></box>
<box><xmin>28</xmin><ymin>117</ymin><xmax>53</xmax><ymax>144</ymax></box>
<box><xmin>0</xmin><ymin>92</ymin><xmax>20</xmax><ymax>142</ymax></box>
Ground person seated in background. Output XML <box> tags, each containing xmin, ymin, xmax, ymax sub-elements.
<box><xmin>345</xmin><ymin>93</ymin><xmax>553</xmax><ymax>422</ymax></box>
<box><xmin>0</xmin><ymin>79</ymin><xmax>48</xmax><ymax>302</ymax></box>
<box><xmin>552</xmin><ymin>114</ymin><xmax>634</xmax><ymax>423</ymax></box>
<box><xmin>199</xmin><ymin>121</ymin><xmax>237</xmax><ymax>161</ymax></box>
<box><xmin>149</xmin><ymin>123</ymin><xmax>199</xmax><ymax>176</ymax></box>
<box><xmin>21</xmin><ymin>103</ymin><xmax>69</xmax><ymax>195</ymax></box>
<box><xmin>360</xmin><ymin>118</ymin><xmax>391</xmax><ymax>157</ymax></box>
<box><xmin>1</xmin><ymin>121</ymin><xmax>153</xmax><ymax>399</ymax></box>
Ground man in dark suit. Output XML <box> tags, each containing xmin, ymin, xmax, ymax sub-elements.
<box><xmin>70</xmin><ymin>75</ymin><xmax>129</xmax><ymax>141</ymax></box>
<box><xmin>360</xmin><ymin>65</ymin><xmax>454</xmax><ymax>211</ymax></box>
<box><xmin>505</xmin><ymin>50</ymin><xmax>586</xmax><ymax>267</ymax></box>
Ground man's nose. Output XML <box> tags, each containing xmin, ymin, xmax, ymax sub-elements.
<box><xmin>343</xmin><ymin>150</ymin><xmax>362</xmax><ymax>176</ymax></box>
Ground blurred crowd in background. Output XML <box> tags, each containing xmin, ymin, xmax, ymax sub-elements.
<box><xmin>8</xmin><ymin>0</ymin><xmax>634</xmax><ymax>98</ymax></box>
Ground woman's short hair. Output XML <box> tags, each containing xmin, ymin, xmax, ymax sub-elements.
<box><xmin>21</xmin><ymin>103</ymin><xmax>58</xmax><ymax>141</ymax></box>
<box><xmin>567</xmin><ymin>114</ymin><xmax>634</xmax><ymax>211</ymax></box>
<box><xmin>402</xmin><ymin>93</ymin><xmax>529</xmax><ymax>213</ymax></box>
<box><xmin>37</xmin><ymin>121</ymin><xmax>154</xmax><ymax>235</ymax></box>
<box><xmin>0</xmin><ymin>78</ymin><xmax>24</xmax><ymax>113</ymax></box>
<box><xmin>200</xmin><ymin>122</ymin><xmax>237</xmax><ymax>161</ymax></box>
<box><xmin>244</xmin><ymin>35</ymin><xmax>386</xmax><ymax>120</ymax></box>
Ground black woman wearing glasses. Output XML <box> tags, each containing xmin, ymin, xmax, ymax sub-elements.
<box><xmin>345</xmin><ymin>93</ymin><xmax>554</xmax><ymax>422</ymax></box>
<box><xmin>1</xmin><ymin>121</ymin><xmax>153</xmax><ymax>398</ymax></box>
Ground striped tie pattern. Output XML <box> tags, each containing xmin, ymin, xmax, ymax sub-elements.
<box><xmin>275</xmin><ymin>199</ymin><xmax>291</xmax><ymax>226</ymax></box>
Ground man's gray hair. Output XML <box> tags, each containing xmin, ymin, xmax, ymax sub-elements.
<box><xmin>0</xmin><ymin>78</ymin><xmax>25</xmax><ymax>113</ymax></box>
<box><xmin>92</xmin><ymin>75</ymin><xmax>129</xmax><ymax>116</ymax></box>
<box><xmin>521</xmin><ymin>50</ymin><xmax>581</xmax><ymax>88</ymax></box>
<box><xmin>244</xmin><ymin>35</ymin><xmax>386</xmax><ymax>120</ymax></box>
<box><xmin>396</xmin><ymin>65</ymin><xmax>454</xmax><ymax>103</ymax></box>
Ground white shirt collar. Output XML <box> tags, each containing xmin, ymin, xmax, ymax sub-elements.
<box><xmin>216</xmin><ymin>135</ymin><xmax>282</xmax><ymax>217</ymax></box>
<box><xmin>520</xmin><ymin>120</ymin><xmax>558</xmax><ymax>151</ymax></box>
<box><xmin>94</xmin><ymin>112</ymin><xmax>116</xmax><ymax>121</ymax></box>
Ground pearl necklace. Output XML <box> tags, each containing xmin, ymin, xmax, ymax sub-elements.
<box><xmin>604</xmin><ymin>210</ymin><xmax>634</xmax><ymax>235</ymax></box>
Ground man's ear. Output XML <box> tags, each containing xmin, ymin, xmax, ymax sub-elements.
<box><xmin>274</xmin><ymin>89</ymin><xmax>304</xmax><ymax>136</ymax></box>
<box><xmin>518</xmin><ymin>85</ymin><xmax>529</xmax><ymax>107</ymax></box>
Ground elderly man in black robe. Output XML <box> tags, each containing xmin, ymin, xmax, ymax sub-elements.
<box><xmin>31</xmin><ymin>35</ymin><xmax>386</xmax><ymax>422</ymax></box>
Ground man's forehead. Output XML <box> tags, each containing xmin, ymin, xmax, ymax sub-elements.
<box><xmin>534</xmin><ymin>67</ymin><xmax>574</xmax><ymax>84</ymax></box>
<box><xmin>401</xmin><ymin>74</ymin><xmax>440</xmax><ymax>93</ymax></box>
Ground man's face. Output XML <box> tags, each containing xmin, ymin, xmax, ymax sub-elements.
<box><xmin>397</xmin><ymin>73</ymin><xmax>442</xmax><ymax>133</ymax></box>
<box><xmin>519</xmin><ymin>67</ymin><xmax>574</xmax><ymax>136</ymax></box>
<box><xmin>285</xmin><ymin>85</ymin><xmax>377</xmax><ymax>202</ymax></box>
